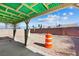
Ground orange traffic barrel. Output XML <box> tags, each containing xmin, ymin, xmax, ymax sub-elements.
<box><xmin>45</xmin><ymin>33</ymin><xmax>53</xmax><ymax>48</ymax></box>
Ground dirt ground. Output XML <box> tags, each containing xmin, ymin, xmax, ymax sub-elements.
<box><xmin>0</xmin><ymin>29</ymin><xmax>79</xmax><ymax>56</ymax></box>
<box><xmin>27</xmin><ymin>33</ymin><xmax>79</xmax><ymax>56</ymax></box>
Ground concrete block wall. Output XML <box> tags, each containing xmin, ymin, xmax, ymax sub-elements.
<box><xmin>14</xmin><ymin>29</ymin><xmax>25</xmax><ymax>44</ymax></box>
<box><xmin>0</xmin><ymin>29</ymin><xmax>25</xmax><ymax>44</ymax></box>
<box><xmin>0</xmin><ymin>29</ymin><xmax>13</xmax><ymax>38</ymax></box>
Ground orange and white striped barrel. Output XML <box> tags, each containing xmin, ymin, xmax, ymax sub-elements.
<box><xmin>45</xmin><ymin>33</ymin><xmax>53</xmax><ymax>48</ymax></box>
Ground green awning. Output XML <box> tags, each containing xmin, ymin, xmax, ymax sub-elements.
<box><xmin>0</xmin><ymin>3</ymin><xmax>76</xmax><ymax>24</ymax></box>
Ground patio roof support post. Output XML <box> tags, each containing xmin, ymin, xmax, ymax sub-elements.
<box><xmin>24</xmin><ymin>20</ymin><xmax>29</xmax><ymax>46</ymax></box>
<box><xmin>13</xmin><ymin>24</ymin><xmax>16</xmax><ymax>40</ymax></box>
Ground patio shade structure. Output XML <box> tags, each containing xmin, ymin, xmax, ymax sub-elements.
<box><xmin>0</xmin><ymin>3</ymin><xmax>79</xmax><ymax>46</ymax></box>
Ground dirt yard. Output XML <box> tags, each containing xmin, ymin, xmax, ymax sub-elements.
<box><xmin>27</xmin><ymin>33</ymin><xmax>79</xmax><ymax>56</ymax></box>
<box><xmin>0</xmin><ymin>29</ymin><xmax>79</xmax><ymax>56</ymax></box>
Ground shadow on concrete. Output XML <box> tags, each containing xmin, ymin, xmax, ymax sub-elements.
<box><xmin>34</xmin><ymin>42</ymin><xmax>44</xmax><ymax>47</ymax></box>
<box><xmin>0</xmin><ymin>36</ymin><xmax>12</xmax><ymax>40</ymax></box>
<box><xmin>0</xmin><ymin>36</ymin><xmax>25</xmax><ymax>47</ymax></box>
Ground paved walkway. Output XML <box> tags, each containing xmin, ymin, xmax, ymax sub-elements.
<box><xmin>0</xmin><ymin>36</ymin><xmax>43</xmax><ymax>56</ymax></box>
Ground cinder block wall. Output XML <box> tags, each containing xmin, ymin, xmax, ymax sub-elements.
<box><xmin>31</xmin><ymin>27</ymin><xmax>79</xmax><ymax>37</ymax></box>
<box><xmin>0</xmin><ymin>29</ymin><xmax>25</xmax><ymax>43</ymax></box>
<box><xmin>14</xmin><ymin>29</ymin><xmax>25</xmax><ymax>44</ymax></box>
<box><xmin>0</xmin><ymin>29</ymin><xmax>13</xmax><ymax>38</ymax></box>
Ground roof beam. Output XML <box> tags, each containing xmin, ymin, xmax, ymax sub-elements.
<box><xmin>31</xmin><ymin>3</ymin><xmax>38</xmax><ymax>7</ymax></box>
<box><xmin>0</xmin><ymin>3</ymin><xmax>15</xmax><ymax>10</ymax></box>
<box><xmin>23</xmin><ymin>3</ymin><xmax>38</xmax><ymax>13</ymax></box>
<box><xmin>19</xmin><ymin>12</ymin><xmax>30</xmax><ymax>17</ymax></box>
<box><xmin>43</xmin><ymin>3</ymin><xmax>49</xmax><ymax>9</ymax></box>
<box><xmin>28</xmin><ymin>11</ymin><xmax>34</xmax><ymax>15</ymax></box>
<box><xmin>5</xmin><ymin>8</ymin><xmax>8</xmax><ymax>12</ymax></box>
<box><xmin>0</xmin><ymin>13</ymin><xmax>14</xmax><ymax>19</ymax></box>
<box><xmin>0</xmin><ymin>9</ymin><xmax>24</xmax><ymax>19</ymax></box>
<box><xmin>16</xmin><ymin>4</ymin><xmax>23</xmax><ymax>11</ymax></box>
<box><xmin>0</xmin><ymin>17</ymin><xmax>12</xmax><ymax>20</ymax></box>
<box><xmin>0</xmin><ymin>10</ymin><xmax>20</xmax><ymax>19</ymax></box>
<box><xmin>0</xmin><ymin>16</ymin><xmax>14</xmax><ymax>22</ymax></box>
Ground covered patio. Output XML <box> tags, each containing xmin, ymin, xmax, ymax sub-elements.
<box><xmin>0</xmin><ymin>3</ymin><xmax>79</xmax><ymax>56</ymax></box>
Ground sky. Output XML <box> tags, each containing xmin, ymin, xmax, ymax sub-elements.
<box><xmin>29</xmin><ymin>6</ymin><xmax>79</xmax><ymax>28</ymax></box>
<box><xmin>0</xmin><ymin>6</ymin><xmax>79</xmax><ymax>29</ymax></box>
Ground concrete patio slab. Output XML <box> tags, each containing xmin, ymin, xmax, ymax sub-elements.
<box><xmin>0</xmin><ymin>36</ymin><xmax>43</xmax><ymax>56</ymax></box>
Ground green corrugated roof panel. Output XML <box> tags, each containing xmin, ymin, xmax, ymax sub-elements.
<box><xmin>29</xmin><ymin>12</ymin><xmax>37</xmax><ymax>17</ymax></box>
<box><xmin>3</xmin><ymin>3</ymin><xmax>21</xmax><ymax>10</ymax></box>
<box><xmin>48</xmin><ymin>3</ymin><xmax>60</xmax><ymax>8</ymax></box>
<box><xmin>20</xmin><ymin>14</ymin><xmax>27</xmax><ymax>18</ymax></box>
<box><xmin>7</xmin><ymin>9</ymin><xmax>20</xmax><ymax>15</ymax></box>
<box><xmin>0</xmin><ymin>6</ymin><xmax>6</xmax><ymax>11</ymax></box>
<box><xmin>0</xmin><ymin>16</ymin><xmax>13</xmax><ymax>20</ymax></box>
<box><xmin>0</xmin><ymin>3</ymin><xmax>63</xmax><ymax>24</ymax></box>
<box><xmin>26</xmin><ymin>3</ymin><xmax>34</xmax><ymax>6</ymax></box>
<box><xmin>4</xmin><ymin>16</ymin><xmax>14</xmax><ymax>19</ymax></box>
<box><xmin>0</xmin><ymin>11</ymin><xmax>21</xmax><ymax>19</ymax></box>
<box><xmin>20</xmin><ymin>14</ymin><xmax>26</xmax><ymax>17</ymax></box>
<box><xmin>19</xmin><ymin>6</ymin><xmax>32</xmax><ymax>14</ymax></box>
<box><xmin>32</xmin><ymin>3</ymin><xmax>47</xmax><ymax>13</ymax></box>
<box><xmin>0</xmin><ymin>12</ymin><xmax>11</xmax><ymax>16</ymax></box>
<box><xmin>0</xmin><ymin>16</ymin><xmax>18</xmax><ymax>24</ymax></box>
<box><xmin>0</xmin><ymin>15</ymin><xmax>3</xmax><ymax>17</ymax></box>
<box><xmin>0</xmin><ymin>13</ymin><xmax>14</xmax><ymax>19</ymax></box>
<box><xmin>12</xmin><ymin>15</ymin><xmax>20</xmax><ymax>19</ymax></box>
